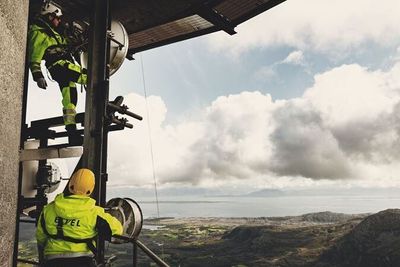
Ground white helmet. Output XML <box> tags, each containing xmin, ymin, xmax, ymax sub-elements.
<box><xmin>41</xmin><ymin>1</ymin><xmax>62</xmax><ymax>17</ymax></box>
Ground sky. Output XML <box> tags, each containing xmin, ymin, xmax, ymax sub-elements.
<box><xmin>28</xmin><ymin>0</ymin><xmax>400</xmax><ymax>195</ymax></box>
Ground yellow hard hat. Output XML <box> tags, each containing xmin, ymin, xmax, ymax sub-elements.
<box><xmin>69</xmin><ymin>168</ymin><xmax>95</xmax><ymax>196</ymax></box>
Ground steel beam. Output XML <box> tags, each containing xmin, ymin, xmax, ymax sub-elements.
<box><xmin>19</xmin><ymin>147</ymin><xmax>83</xmax><ymax>161</ymax></box>
<box><xmin>82</xmin><ymin>0</ymin><xmax>111</xmax><ymax>264</ymax></box>
<box><xmin>197</xmin><ymin>4</ymin><xmax>236</xmax><ymax>35</ymax></box>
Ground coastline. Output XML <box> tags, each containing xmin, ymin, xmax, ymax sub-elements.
<box><xmin>18</xmin><ymin>210</ymin><xmax>400</xmax><ymax>267</ymax></box>
<box><xmin>17</xmin><ymin>211</ymin><xmax>367</xmax><ymax>266</ymax></box>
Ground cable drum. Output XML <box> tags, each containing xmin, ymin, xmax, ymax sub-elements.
<box><xmin>80</xmin><ymin>20</ymin><xmax>128</xmax><ymax>76</ymax></box>
<box><xmin>106</xmin><ymin>198</ymin><xmax>143</xmax><ymax>243</ymax></box>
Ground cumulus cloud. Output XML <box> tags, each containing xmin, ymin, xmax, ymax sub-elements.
<box><xmin>304</xmin><ymin>64</ymin><xmax>400</xmax><ymax>163</ymax></box>
<box><xmin>270</xmin><ymin>100</ymin><xmax>352</xmax><ymax>179</ymax></box>
<box><xmin>108</xmin><ymin>91</ymin><xmax>276</xmax><ymax>186</ymax></box>
<box><xmin>207</xmin><ymin>0</ymin><xmax>400</xmax><ymax>55</ymax></box>
<box><xmin>107</xmin><ymin>61</ymin><xmax>400</xmax><ymax>188</ymax></box>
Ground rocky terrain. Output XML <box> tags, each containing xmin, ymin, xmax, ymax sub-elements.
<box><xmin>17</xmin><ymin>210</ymin><xmax>400</xmax><ymax>267</ymax></box>
<box><xmin>317</xmin><ymin>209</ymin><xmax>400</xmax><ymax>267</ymax></box>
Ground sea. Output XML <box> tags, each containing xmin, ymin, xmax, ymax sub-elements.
<box><xmin>106</xmin><ymin>194</ymin><xmax>400</xmax><ymax>219</ymax></box>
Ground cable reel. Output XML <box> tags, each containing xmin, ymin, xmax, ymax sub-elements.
<box><xmin>106</xmin><ymin>198</ymin><xmax>143</xmax><ymax>242</ymax></box>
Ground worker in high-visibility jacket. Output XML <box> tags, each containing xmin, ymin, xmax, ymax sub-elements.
<box><xmin>36</xmin><ymin>168</ymin><xmax>123</xmax><ymax>267</ymax></box>
<box><xmin>28</xmin><ymin>1</ymin><xmax>87</xmax><ymax>145</ymax></box>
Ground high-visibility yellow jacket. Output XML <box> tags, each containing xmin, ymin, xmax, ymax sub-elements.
<box><xmin>27</xmin><ymin>17</ymin><xmax>69</xmax><ymax>81</ymax></box>
<box><xmin>36</xmin><ymin>193</ymin><xmax>123</xmax><ymax>259</ymax></box>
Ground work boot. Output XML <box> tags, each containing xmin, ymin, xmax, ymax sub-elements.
<box><xmin>66</xmin><ymin>124</ymin><xmax>83</xmax><ymax>146</ymax></box>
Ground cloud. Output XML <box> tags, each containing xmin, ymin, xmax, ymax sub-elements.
<box><xmin>207</xmin><ymin>0</ymin><xmax>400</xmax><ymax>55</ymax></box>
<box><xmin>270</xmin><ymin>99</ymin><xmax>352</xmax><ymax>179</ymax></box>
<box><xmin>254</xmin><ymin>50</ymin><xmax>306</xmax><ymax>81</ymax></box>
<box><xmin>108</xmin><ymin>91</ymin><xmax>276</xmax><ymax>187</ymax></box>
<box><xmin>303</xmin><ymin>64</ymin><xmax>400</xmax><ymax>164</ymax></box>
<box><xmin>106</xmin><ymin>61</ymin><xmax>400</xmax><ymax>188</ymax></box>
<box><xmin>304</xmin><ymin>64</ymin><xmax>399</xmax><ymax>125</ymax></box>
<box><xmin>281</xmin><ymin>50</ymin><xmax>305</xmax><ymax>66</ymax></box>
<box><xmin>393</xmin><ymin>46</ymin><xmax>400</xmax><ymax>62</ymax></box>
<box><xmin>27</xmin><ymin>61</ymin><xmax>400</xmax><ymax>189</ymax></box>
<box><xmin>254</xmin><ymin>65</ymin><xmax>277</xmax><ymax>80</ymax></box>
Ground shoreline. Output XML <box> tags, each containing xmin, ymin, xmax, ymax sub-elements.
<box><xmin>19</xmin><ymin>210</ymin><xmax>400</xmax><ymax>266</ymax></box>
<box><xmin>144</xmin><ymin>211</ymin><xmax>370</xmax><ymax>226</ymax></box>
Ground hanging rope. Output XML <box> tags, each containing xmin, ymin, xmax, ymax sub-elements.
<box><xmin>140</xmin><ymin>53</ymin><xmax>160</xmax><ymax>219</ymax></box>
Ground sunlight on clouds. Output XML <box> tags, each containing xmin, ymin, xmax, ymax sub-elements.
<box><xmin>304</xmin><ymin>64</ymin><xmax>399</xmax><ymax>125</ymax></box>
<box><xmin>107</xmin><ymin>60</ymin><xmax>400</xmax><ymax>188</ymax></box>
<box><xmin>207</xmin><ymin>0</ymin><xmax>400</xmax><ymax>56</ymax></box>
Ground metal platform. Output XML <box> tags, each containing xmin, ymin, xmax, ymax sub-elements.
<box><xmin>16</xmin><ymin>0</ymin><xmax>286</xmax><ymax>265</ymax></box>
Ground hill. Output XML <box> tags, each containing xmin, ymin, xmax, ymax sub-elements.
<box><xmin>318</xmin><ymin>209</ymin><xmax>400</xmax><ymax>267</ymax></box>
<box><xmin>18</xmin><ymin>210</ymin><xmax>400</xmax><ymax>267</ymax></box>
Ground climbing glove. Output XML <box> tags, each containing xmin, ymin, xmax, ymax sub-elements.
<box><xmin>36</xmin><ymin>78</ymin><xmax>47</xmax><ymax>89</ymax></box>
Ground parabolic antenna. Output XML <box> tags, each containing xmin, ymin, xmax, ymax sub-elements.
<box><xmin>81</xmin><ymin>20</ymin><xmax>128</xmax><ymax>76</ymax></box>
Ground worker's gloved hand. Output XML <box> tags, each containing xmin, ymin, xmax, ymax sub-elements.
<box><xmin>36</xmin><ymin>78</ymin><xmax>47</xmax><ymax>89</ymax></box>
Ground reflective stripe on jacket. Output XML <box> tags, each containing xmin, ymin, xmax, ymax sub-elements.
<box><xmin>36</xmin><ymin>193</ymin><xmax>123</xmax><ymax>258</ymax></box>
<box><xmin>27</xmin><ymin>17</ymin><xmax>68</xmax><ymax>81</ymax></box>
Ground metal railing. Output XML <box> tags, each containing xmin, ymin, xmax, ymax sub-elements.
<box><xmin>113</xmin><ymin>235</ymin><xmax>170</xmax><ymax>267</ymax></box>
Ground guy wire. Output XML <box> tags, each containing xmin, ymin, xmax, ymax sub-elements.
<box><xmin>140</xmin><ymin>53</ymin><xmax>160</xmax><ymax>219</ymax></box>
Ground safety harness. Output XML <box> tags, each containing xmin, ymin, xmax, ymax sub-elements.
<box><xmin>40</xmin><ymin>213</ymin><xmax>97</xmax><ymax>255</ymax></box>
<box><xmin>34</xmin><ymin>17</ymin><xmax>73</xmax><ymax>67</ymax></box>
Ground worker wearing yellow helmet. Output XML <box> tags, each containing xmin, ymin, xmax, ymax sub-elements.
<box><xmin>36</xmin><ymin>168</ymin><xmax>123</xmax><ymax>267</ymax></box>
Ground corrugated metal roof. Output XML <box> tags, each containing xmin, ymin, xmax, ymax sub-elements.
<box><xmin>32</xmin><ymin>0</ymin><xmax>285</xmax><ymax>55</ymax></box>
<box><xmin>128</xmin><ymin>15</ymin><xmax>213</xmax><ymax>51</ymax></box>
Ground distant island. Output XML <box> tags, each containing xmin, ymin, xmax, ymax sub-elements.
<box><xmin>243</xmin><ymin>188</ymin><xmax>285</xmax><ymax>197</ymax></box>
<box><xmin>18</xmin><ymin>209</ymin><xmax>400</xmax><ymax>267</ymax></box>
<box><xmin>242</xmin><ymin>187</ymin><xmax>400</xmax><ymax>198</ymax></box>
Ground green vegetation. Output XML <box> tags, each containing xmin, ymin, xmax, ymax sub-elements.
<box><xmin>18</xmin><ymin>213</ymin><xmax>372</xmax><ymax>267</ymax></box>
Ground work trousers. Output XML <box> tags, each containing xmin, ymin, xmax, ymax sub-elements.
<box><xmin>48</xmin><ymin>59</ymin><xmax>87</xmax><ymax>126</ymax></box>
<box><xmin>43</xmin><ymin>256</ymin><xmax>96</xmax><ymax>267</ymax></box>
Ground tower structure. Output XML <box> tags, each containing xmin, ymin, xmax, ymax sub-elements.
<box><xmin>1</xmin><ymin>0</ymin><xmax>286</xmax><ymax>266</ymax></box>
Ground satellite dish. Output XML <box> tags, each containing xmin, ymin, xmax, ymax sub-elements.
<box><xmin>81</xmin><ymin>20</ymin><xmax>129</xmax><ymax>76</ymax></box>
